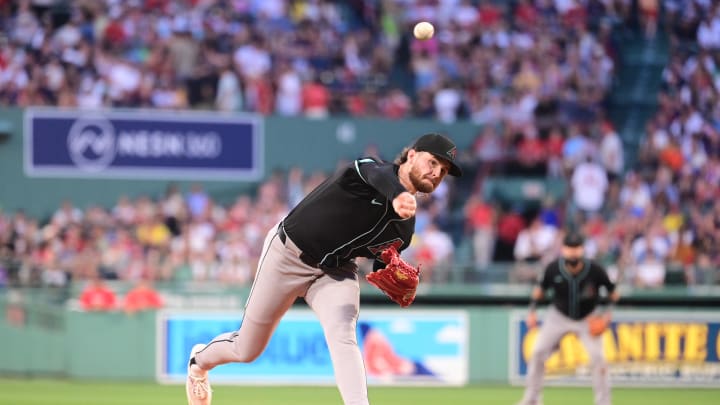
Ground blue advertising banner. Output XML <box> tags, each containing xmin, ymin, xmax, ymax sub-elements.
<box><xmin>509</xmin><ymin>310</ymin><xmax>720</xmax><ymax>387</ymax></box>
<box><xmin>157</xmin><ymin>309</ymin><xmax>468</xmax><ymax>385</ymax></box>
<box><xmin>24</xmin><ymin>108</ymin><xmax>263</xmax><ymax>180</ymax></box>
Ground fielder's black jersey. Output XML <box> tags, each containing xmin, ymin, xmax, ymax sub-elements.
<box><xmin>282</xmin><ymin>158</ymin><xmax>414</xmax><ymax>269</ymax></box>
<box><xmin>538</xmin><ymin>259</ymin><xmax>616</xmax><ymax>320</ymax></box>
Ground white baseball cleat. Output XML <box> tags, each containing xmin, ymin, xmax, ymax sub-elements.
<box><xmin>186</xmin><ymin>344</ymin><xmax>212</xmax><ymax>405</ymax></box>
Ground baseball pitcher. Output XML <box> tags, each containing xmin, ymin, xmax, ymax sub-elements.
<box><xmin>185</xmin><ymin>133</ymin><xmax>462</xmax><ymax>405</ymax></box>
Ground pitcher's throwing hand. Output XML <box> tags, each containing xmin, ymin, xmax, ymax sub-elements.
<box><xmin>393</xmin><ymin>192</ymin><xmax>417</xmax><ymax>219</ymax></box>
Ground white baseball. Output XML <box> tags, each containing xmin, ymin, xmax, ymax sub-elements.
<box><xmin>413</xmin><ymin>21</ymin><xmax>434</xmax><ymax>40</ymax></box>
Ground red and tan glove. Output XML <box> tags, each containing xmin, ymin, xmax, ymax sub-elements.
<box><xmin>587</xmin><ymin>314</ymin><xmax>610</xmax><ymax>337</ymax></box>
<box><xmin>366</xmin><ymin>247</ymin><xmax>420</xmax><ymax>308</ymax></box>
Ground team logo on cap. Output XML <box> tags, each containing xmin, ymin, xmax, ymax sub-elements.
<box><xmin>446</xmin><ymin>147</ymin><xmax>457</xmax><ymax>161</ymax></box>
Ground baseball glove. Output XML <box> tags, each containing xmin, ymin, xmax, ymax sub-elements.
<box><xmin>587</xmin><ymin>314</ymin><xmax>610</xmax><ymax>337</ymax></box>
<box><xmin>366</xmin><ymin>247</ymin><xmax>420</xmax><ymax>308</ymax></box>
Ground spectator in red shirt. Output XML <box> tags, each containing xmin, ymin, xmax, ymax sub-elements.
<box><xmin>464</xmin><ymin>193</ymin><xmax>496</xmax><ymax>270</ymax></box>
<box><xmin>144</xmin><ymin>0</ymin><xmax>168</xmax><ymax>12</ymax></box>
<box><xmin>561</xmin><ymin>3</ymin><xmax>588</xmax><ymax>29</ymax></box>
<box><xmin>516</xmin><ymin>127</ymin><xmax>547</xmax><ymax>176</ymax></box>
<box><xmin>302</xmin><ymin>76</ymin><xmax>330</xmax><ymax>118</ymax></box>
<box><xmin>103</xmin><ymin>19</ymin><xmax>126</xmax><ymax>48</ymax></box>
<box><xmin>514</xmin><ymin>0</ymin><xmax>538</xmax><ymax>29</ymax></box>
<box><xmin>478</xmin><ymin>0</ymin><xmax>503</xmax><ymax>27</ymax></box>
<box><xmin>379</xmin><ymin>88</ymin><xmax>411</xmax><ymax>119</ymax></box>
<box><xmin>123</xmin><ymin>279</ymin><xmax>164</xmax><ymax>315</ymax></box>
<box><xmin>495</xmin><ymin>206</ymin><xmax>526</xmax><ymax>261</ymax></box>
<box><xmin>79</xmin><ymin>276</ymin><xmax>117</xmax><ymax>312</ymax></box>
<box><xmin>545</xmin><ymin>127</ymin><xmax>565</xmax><ymax>177</ymax></box>
<box><xmin>545</xmin><ymin>127</ymin><xmax>565</xmax><ymax>158</ymax></box>
<box><xmin>659</xmin><ymin>138</ymin><xmax>684</xmax><ymax>172</ymax></box>
<box><xmin>246</xmin><ymin>76</ymin><xmax>274</xmax><ymax>116</ymax></box>
<box><xmin>345</xmin><ymin>93</ymin><xmax>369</xmax><ymax>117</ymax></box>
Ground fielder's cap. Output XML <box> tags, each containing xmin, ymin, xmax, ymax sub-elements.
<box><xmin>411</xmin><ymin>133</ymin><xmax>462</xmax><ymax>177</ymax></box>
<box><xmin>562</xmin><ymin>231</ymin><xmax>585</xmax><ymax>248</ymax></box>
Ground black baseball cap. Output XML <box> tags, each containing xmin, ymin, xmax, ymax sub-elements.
<box><xmin>411</xmin><ymin>133</ymin><xmax>462</xmax><ymax>177</ymax></box>
<box><xmin>562</xmin><ymin>231</ymin><xmax>585</xmax><ymax>247</ymax></box>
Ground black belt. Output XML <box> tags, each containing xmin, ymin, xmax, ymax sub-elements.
<box><xmin>277</xmin><ymin>223</ymin><xmax>323</xmax><ymax>269</ymax></box>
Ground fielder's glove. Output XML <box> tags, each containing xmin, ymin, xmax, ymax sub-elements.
<box><xmin>587</xmin><ymin>314</ymin><xmax>610</xmax><ymax>337</ymax></box>
<box><xmin>366</xmin><ymin>247</ymin><xmax>420</xmax><ymax>308</ymax></box>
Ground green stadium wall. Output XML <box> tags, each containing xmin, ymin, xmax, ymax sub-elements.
<box><xmin>0</xmin><ymin>299</ymin><xmax>157</xmax><ymax>380</ymax></box>
<box><xmin>0</xmin><ymin>301</ymin><xmax>508</xmax><ymax>383</ymax></box>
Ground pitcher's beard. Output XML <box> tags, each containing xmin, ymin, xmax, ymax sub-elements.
<box><xmin>409</xmin><ymin>169</ymin><xmax>435</xmax><ymax>193</ymax></box>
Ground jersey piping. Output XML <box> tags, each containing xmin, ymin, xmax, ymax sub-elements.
<box><xmin>354</xmin><ymin>159</ymin><xmax>373</xmax><ymax>183</ymax></box>
<box><xmin>318</xmin><ymin>194</ymin><xmax>391</xmax><ymax>265</ymax></box>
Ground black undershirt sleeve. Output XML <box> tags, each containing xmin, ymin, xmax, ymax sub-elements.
<box><xmin>372</xmin><ymin>259</ymin><xmax>386</xmax><ymax>272</ymax></box>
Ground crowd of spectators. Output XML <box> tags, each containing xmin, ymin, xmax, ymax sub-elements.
<box><xmin>1</xmin><ymin>0</ymin><xmax>618</xmax><ymax>123</ymax></box>
<box><xmin>0</xmin><ymin>171</ymin><xmax>455</xmax><ymax>289</ymax></box>
<box><xmin>1</xmin><ymin>0</ymin><xmax>718</xmax><ymax>298</ymax></box>
<box><xmin>460</xmin><ymin>0</ymin><xmax>720</xmax><ymax>287</ymax></box>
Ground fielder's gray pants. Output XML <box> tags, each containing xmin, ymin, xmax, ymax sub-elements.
<box><xmin>519</xmin><ymin>306</ymin><xmax>611</xmax><ymax>405</ymax></box>
<box><xmin>194</xmin><ymin>223</ymin><xmax>368</xmax><ymax>405</ymax></box>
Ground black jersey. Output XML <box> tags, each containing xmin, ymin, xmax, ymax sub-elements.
<box><xmin>282</xmin><ymin>158</ymin><xmax>413</xmax><ymax>269</ymax></box>
<box><xmin>538</xmin><ymin>258</ymin><xmax>616</xmax><ymax>320</ymax></box>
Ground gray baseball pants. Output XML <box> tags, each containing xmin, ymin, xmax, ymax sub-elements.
<box><xmin>519</xmin><ymin>306</ymin><xmax>611</xmax><ymax>405</ymax></box>
<box><xmin>194</xmin><ymin>223</ymin><xmax>368</xmax><ymax>405</ymax></box>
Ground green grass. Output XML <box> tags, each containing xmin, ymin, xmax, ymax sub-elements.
<box><xmin>0</xmin><ymin>379</ymin><xmax>718</xmax><ymax>404</ymax></box>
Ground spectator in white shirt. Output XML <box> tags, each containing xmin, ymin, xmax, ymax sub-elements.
<box><xmin>52</xmin><ymin>201</ymin><xmax>84</xmax><ymax>229</ymax></box>
<box><xmin>233</xmin><ymin>37</ymin><xmax>272</xmax><ymax>80</ymax></box>
<box><xmin>514</xmin><ymin>216</ymin><xmax>559</xmax><ymax>263</ymax></box>
<box><xmin>454</xmin><ymin>0</ymin><xmax>479</xmax><ymax>27</ymax></box>
<box><xmin>697</xmin><ymin>15</ymin><xmax>720</xmax><ymax>50</ymax></box>
<box><xmin>434</xmin><ymin>80</ymin><xmax>463</xmax><ymax>123</ymax></box>
<box><xmin>12</xmin><ymin>0</ymin><xmax>39</xmax><ymax>46</ymax></box>
<box><xmin>599</xmin><ymin>121</ymin><xmax>624</xmax><ymax>182</ymax></box>
<box><xmin>512</xmin><ymin>216</ymin><xmax>559</xmax><ymax>282</ymax></box>
<box><xmin>630</xmin><ymin>223</ymin><xmax>671</xmax><ymax>288</ymax></box>
<box><xmin>216</xmin><ymin>64</ymin><xmax>242</xmax><ymax>112</ymax></box>
<box><xmin>274</xmin><ymin>61</ymin><xmax>302</xmax><ymax>116</ymax></box>
<box><xmin>570</xmin><ymin>155</ymin><xmax>609</xmax><ymax>215</ymax></box>
<box><xmin>417</xmin><ymin>221</ymin><xmax>455</xmax><ymax>283</ymax></box>
<box><xmin>619</xmin><ymin>171</ymin><xmax>652</xmax><ymax>217</ymax></box>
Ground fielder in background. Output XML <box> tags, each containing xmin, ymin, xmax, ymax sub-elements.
<box><xmin>517</xmin><ymin>231</ymin><xmax>620</xmax><ymax>405</ymax></box>
<box><xmin>185</xmin><ymin>133</ymin><xmax>462</xmax><ymax>405</ymax></box>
